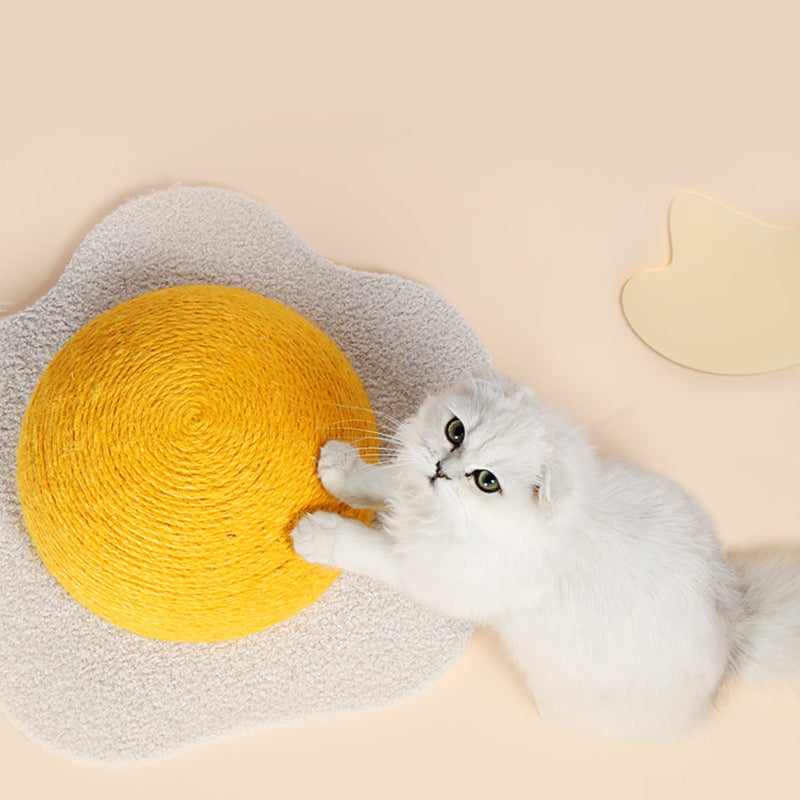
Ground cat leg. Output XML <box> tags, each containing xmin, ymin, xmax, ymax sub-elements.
<box><xmin>292</xmin><ymin>510</ymin><xmax>400</xmax><ymax>588</ymax></box>
<box><xmin>317</xmin><ymin>439</ymin><xmax>395</xmax><ymax>512</ymax></box>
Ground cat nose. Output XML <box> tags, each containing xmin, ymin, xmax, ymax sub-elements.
<box><xmin>433</xmin><ymin>461</ymin><xmax>450</xmax><ymax>480</ymax></box>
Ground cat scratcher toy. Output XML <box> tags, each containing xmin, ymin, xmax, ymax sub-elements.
<box><xmin>0</xmin><ymin>186</ymin><xmax>489</xmax><ymax>764</ymax></box>
<box><xmin>17</xmin><ymin>284</ymin><xmax>379</xmax><ymax>642</ymax></box>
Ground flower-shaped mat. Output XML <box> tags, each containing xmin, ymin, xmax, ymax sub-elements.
<box><xmin>0</xmin><ymin>185</ymin><xmax>488</xmax><ymax>764</ymax></box>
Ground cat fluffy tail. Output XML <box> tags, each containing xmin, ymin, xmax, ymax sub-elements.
<box><xmin>730</xmin><ymin>550</ymin><xmax>800</xmax><ymax>684</ymax></box>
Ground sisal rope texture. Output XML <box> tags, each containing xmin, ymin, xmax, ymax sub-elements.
<box><xmin>16</xmin><ymin>285</ymin><xmax>379</xmax><ymax>642</ymax></box>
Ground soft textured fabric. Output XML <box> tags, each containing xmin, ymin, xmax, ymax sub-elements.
<box><xmin>0</xmin><ymin>185</ymin><xmax>490</xmax><ymax>764</ymax></box>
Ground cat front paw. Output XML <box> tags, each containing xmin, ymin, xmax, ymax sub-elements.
<box><xmin>291</xmin><ymin>510</ymin><xmax>343</xmax><ymax>566</ymax></box>
<box><xmin>317</xmin><ymin>439</ymin><xmax>362</xmax><ymax>498</ymax></box>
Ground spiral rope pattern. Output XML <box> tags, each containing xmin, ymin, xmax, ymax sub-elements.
<box><xmin>17</xmin><ymin>285</ymin><xmax>378</xmax><ymax>642</ymax></box>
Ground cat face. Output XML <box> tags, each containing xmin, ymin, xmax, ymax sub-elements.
<box><xmin>391</xmin><ymin>371</ymin><xmax>575</xmax><ymax>534</ymax></box>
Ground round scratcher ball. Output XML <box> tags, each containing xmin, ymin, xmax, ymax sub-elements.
<box><xmin>16</xmin><ymin>285</ymin><xmax>379</xmax><ymax>642</ymax></box>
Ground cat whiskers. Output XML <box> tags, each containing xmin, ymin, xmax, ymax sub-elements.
<box><xmin>325</xmin><ymin>404</ymin><xmax>405</xmax><ymax>439</ymax></box>
<box><xmin>312</xmin><ymin>430</ymin><xmax>409</xmax><ymax>466</ymax></box>
<box><xmin>326</xmin><ymin>403</ymin><xmax>404</xmax><ymax>428</ymax></box>
<box><xmin>319</xmin><ymin>418</ymin><xmax>391</xmax><ymax>441</ymax></box>
<box><xmin>319</xmin><ymin>422</ymin><xmax>408</xmax><ymax>452</ymax></box>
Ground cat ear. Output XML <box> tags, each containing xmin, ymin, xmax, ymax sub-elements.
<box><xmin>535</xmin><ymin>453</ymin><xmax>571</xmax><ymax>509</ymax></box>
<box><xmin>493</xmin><ymin>372</ymin><xmax>535</xmax><ymax>403</ymax></box>
<box><xmin>471</xmin><ymin>369</ymin><xmax>534</xmax><ymax>401</ymax></box>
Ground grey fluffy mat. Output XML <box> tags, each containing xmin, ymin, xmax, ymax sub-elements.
<box><xmin>0</xmin><ymin>185</ymin><xmax>490</xmax><ymax>765</ymax></box>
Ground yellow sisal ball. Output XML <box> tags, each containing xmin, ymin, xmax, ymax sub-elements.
<box><xmin>16</xmin><ymin>285</ymin><xmax>379</xmax><ymax>642</ymax></box>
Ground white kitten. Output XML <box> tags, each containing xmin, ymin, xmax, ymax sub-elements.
<box><xmin>292</xmin><ymin>370</ymin><xmax>800</xmax><ymax>739</ymax></box>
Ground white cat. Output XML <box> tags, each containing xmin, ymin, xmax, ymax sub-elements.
<box><xmin>291</xmin><ymin>370</ymin><xmax>800</xmax><ymax>739</ymax></box>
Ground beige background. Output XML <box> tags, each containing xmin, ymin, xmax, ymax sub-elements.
<box><xmin>2</xmin><ymin>1</ymin><xmax>800</xmax><ymax>798</ymax></box>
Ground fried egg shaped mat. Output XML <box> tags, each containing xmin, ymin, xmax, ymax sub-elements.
<box><xmin>0</xmin><ymin>185</ymin><xmax>489</xmax><ymax>764</ymax></box>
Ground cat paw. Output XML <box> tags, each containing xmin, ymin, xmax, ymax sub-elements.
<box><xmin>291</xmin><ymin>511</ymin><xmax>342</xmax><ymax>566</ymax></box>
<box><xmin>317</xmin><ymin>439</ymin><xmax>361</xmax><ymax>497</ymax></box>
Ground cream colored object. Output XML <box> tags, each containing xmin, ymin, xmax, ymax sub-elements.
<box><xmin>621</xmin><ymin>194</ymin><xmax>800</xmax><ymax>374</ymax></box>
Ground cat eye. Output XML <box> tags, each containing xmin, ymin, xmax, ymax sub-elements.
<box><xmin>473</xmin><ymin>469</ymin><xmax>501</xmax><ymax>494</ymax></box>
<box><xmin>445</xmin><ymin>417</ymin><xmax>465</xmax><ymax>447</ymax></box>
